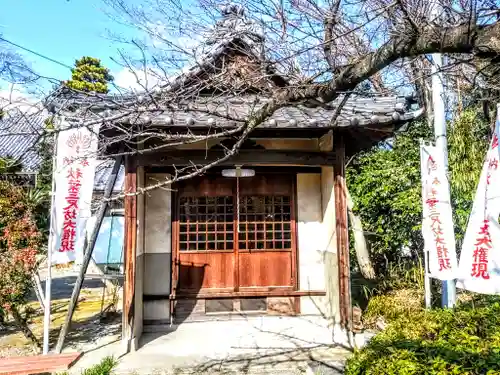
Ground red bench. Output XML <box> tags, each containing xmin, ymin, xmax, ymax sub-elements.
<box><xmin>0</xmin><ymin>352</ymin><xmax>82</xmax><ymax>375</ymax></box>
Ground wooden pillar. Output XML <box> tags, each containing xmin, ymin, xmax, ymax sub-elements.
<box><xmin>123</xmin><ymin>156</ymin><xmax>137</xmax><ymax>352</ymax></box>
<box><xmin>334</xmin><ymin>135</ymin><xmax>351</xmax><ymax>331</ymax></box>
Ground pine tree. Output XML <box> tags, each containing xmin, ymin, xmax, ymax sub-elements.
<box><xmin>64</xmin><ymin>56</ymin><xmax>113</xmax><ymax>93</ymax></box>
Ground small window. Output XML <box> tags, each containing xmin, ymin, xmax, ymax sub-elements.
<box><xmin>179</xmin><ymin>196</ymin><xmax>234</xmax><ymax>251</ymax></box>
<box><xmin>238</xmin><ymin>195</ymin><xmax>292</xmax><ymax>250</ymax></box>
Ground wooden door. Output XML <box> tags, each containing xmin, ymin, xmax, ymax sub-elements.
<box><xmin>237</xmin><ymin>175</ymin><xmax>296</xmax><ymax>292</ymax></box>
<box><xmin>173</xmin><ymin>173</ymin><xmax>296</xmax><ymax>296</ymax></box>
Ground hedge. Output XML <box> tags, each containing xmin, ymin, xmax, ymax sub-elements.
<box><xmin>345</xmin><ymin>297</ymin><xmax>500</xmax><ymax>375</ymax></box>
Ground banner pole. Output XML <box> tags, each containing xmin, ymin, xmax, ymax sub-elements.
<box><xmin>431</xmin><ymin>3</ymin><xmax>456</xmax><ymax>308</ymax></box>
<box><xmin>420</xmin><ymin>141</ymin><xmax>432</xmax><ymax>309</ymax></box>
<box><xmin>43</xmin><ymin>130</ymin><xmax>58</xmax><ymax>354</ymax></box>
<box><xmin>423</xmin><ymin>250</ymin><xmax>432</xmax><ymax>309</ymax></box>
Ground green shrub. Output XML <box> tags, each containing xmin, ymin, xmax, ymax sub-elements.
<box><xmin>363</xmin><ymin>289</ymin><xmax>424</xmax><ymax>327</ymax></box>
<box><xmin>346</xmin><ymin>298</ymin><xmax>500</xmax><ymax>375</ymax></box>
<box><xmin>59</xmin><ymin>356</ymin><xmax>117</xmax><ymax>375</ymax></box>
<box><xmin>82</xmin><ymin>357</ymin><xmax>117</xmax><ymax>375</ymax></box>
<box><xmin>352</xmin><ymin>261</ymin><xmax>427</xmax><ymax>312</ymax></box>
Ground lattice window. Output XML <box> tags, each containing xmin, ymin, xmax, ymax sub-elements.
<box><xmin>238</xmin><ymin>196</ymin><xmax>292</xmax><ymax>250</ymax></box>
<box><xmin>179</xmin><ymin>196</ymin><xmax>234</xmax><ymax>251</ymax></box>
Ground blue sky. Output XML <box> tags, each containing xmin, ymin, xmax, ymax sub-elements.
<box><xmin>1</xmin><ymin>0</ymin><xmax>134</xmax><ymax>87</ymax></box>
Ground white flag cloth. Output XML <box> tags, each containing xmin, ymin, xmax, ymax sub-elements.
<box><xmin>49</xmin><ymin>123</ymin><xmax>100</xmax><ymax>265</ymax></box>
<box><xmin>456</xmin><ymin>113</ymin><xmax>500</xmax><ymax>294</ymax></box>
<box><xmin>420</xmin><ymin>143</ymin><xmax>458</xmax><ymax>280</ymax></box>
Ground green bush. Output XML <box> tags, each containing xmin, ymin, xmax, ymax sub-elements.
<box><xmin>352</xmin><ymin>261</ymin><xmax>428</xmax><ymax>313</ymax></box>
<box><xmin>345</xmin><ymin>298</ymin><xmax>500</xmax><ymax>375</ymax></box>
<box><xmin>363</xmin><ymin>289</ymin><xmax>424</xmax><ymax>327</ymax></box>
<box><xmin>58</xmin><ymin>356</ymin><xmax>117</xmax><ymax>375</ymax></box>
<box><xmin>81</xmin><ymin>357</ymin><xmax>117</xmax><ymax>375</ymax></box>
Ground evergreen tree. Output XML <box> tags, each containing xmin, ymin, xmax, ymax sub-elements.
<box><xmin>64</xmin><ymin>56</ymin><xmax>113</xmax><ymax>93</ymax></box>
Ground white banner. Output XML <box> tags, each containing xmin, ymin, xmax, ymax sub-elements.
<box><xmin>420</xmin><ymin>143</ymin><xmax>458</xmax><ymax>280</ymax></box>
<box><xmin>456</xmin><ymin>114</ymin><xmax>500</xmax><ymax>294</ymax></box>
<box><xmin>50</xmin><ymin>123</ymin><xmax>100</xmax><ymax>265</ymax></box>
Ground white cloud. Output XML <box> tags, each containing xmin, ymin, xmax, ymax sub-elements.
<box><xmin>145</xmin><ymin>21</ymin><xmax>202</xmax><ymax>53</ymax></box>
<box><xmin>0</xmin><ymin>83</ymin><xmax>42</xmax><ymax>114</ymax></box>
<box><xmin>112</xmin><ymin>67</ymin><xmax>164</xmax><ymax>92</ymax></box>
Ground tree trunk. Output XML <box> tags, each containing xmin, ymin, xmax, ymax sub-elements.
<box><xmin>410</xmin><ymin>57</ymin><xmax>433</xmax><ymax>127</ymax></box>
<box><xmin>346</xmin><ymin>188</ymin><xmax>376</xmax><ymax>279</ymax></box>
<box><xmin>10</xmin><ymin>305</ymin><xmax>41</xmax><ymax>352</ymax></box>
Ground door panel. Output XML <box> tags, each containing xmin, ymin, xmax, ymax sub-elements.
<box><xmin>174</xmin><ymin>173</ymin><xmax>296</xmax><ymax>295</ymax></box>
<box><xmin>178</xmin><ymin>252</ymin><xmax>235</xmax><ymax>291</ymax></box>
<box><xmin>238</xmin><ymin>252</ymin><xmax>292</xmax><ymax>288</ymax></box>
<box><xmin>177</xmin><ymin>194</ymin><xmax>235</xmax><ymax>292</ymax></box>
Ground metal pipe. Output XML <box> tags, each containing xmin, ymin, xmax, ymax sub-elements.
<box><xmin>43</xmin><ymin>131</ymin><xmax>58</xmax><ymax>354</ymax></box>
<box><xmin>431</xmin><ymin>2</ymin><xmax>456</xmax><ymax>308</ymax></box>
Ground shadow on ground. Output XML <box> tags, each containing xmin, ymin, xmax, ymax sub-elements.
<box><xmin>47</xmin><ymin>310</ymin><xmax>122</xmax><ymax>350</ymax></box>
<box><xmin>116</xmin><ymin>313</ymin><xmax>354</xmax><ymax>375</ymax></box>
<box><xmin>184</xmin><ymin>345</ymin><xmax>349</xmax><ymax>375</ymax></box>
<box><xmin>1</xmin><ymin>299</ymin><xmax>122</xmax><ymax>356</ymax></box>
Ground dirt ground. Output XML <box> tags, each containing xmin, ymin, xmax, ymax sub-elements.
<box><xmin>0</xmin><ymin>266</ymin><xmax>122</xmax><ymax>358</ymax></box>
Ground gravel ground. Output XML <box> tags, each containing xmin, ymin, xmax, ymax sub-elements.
<box><xmin>0</xmin><ymin>265</ymin><xmax>123</xmax><ymax>358</ymax></box>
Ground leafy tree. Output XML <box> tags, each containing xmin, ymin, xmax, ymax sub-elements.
<box><xmin>347</xmin><ymin>121</ymin><xmax>433</xmax><ymax>268</ymax></box>
<box><xmin>347</xmin><ymin>108</ymin><xmax>490</xmax><ymax>271</ymax></box>
<box><xmin>0</xmin><ymin>180</ymin><xmax>43</xmax><ymax>348</ymax></box>
<box><xmin>448</xmin><ymin>110</ymin><xmax>490</xmax><ymax>247</ymax></box>
<box><xmin>35</xmin><ymin>57</ymin><xmax>113</xmax><ymax>243</ymax></box>
<box><xmin>64</xmin><ymin>56</ymin><xmax>113</xmax><ymax>93</ymax></box>
<box><xmin>0</xmin><ymin>156</ymin><xmax>22</xmax><ymax>173</ymax></box>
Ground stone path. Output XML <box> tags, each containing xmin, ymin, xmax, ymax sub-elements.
<box><xmin>70</xmin><ymin>316</ymin><xmax>351</xmax><ymax>375</ymax></box>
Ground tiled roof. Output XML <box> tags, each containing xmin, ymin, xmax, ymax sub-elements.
<box><xmin>144</xmin><ymin>94</ymin><xmax>422</xmax><ymax>129</ymax></box>
<box><xmin>197</xmin><ymin>4</ymin><xmax>264</xmax><ymax>61</ymax></box>
<box><xmin>0</xmin><ymin>111</ymin><xmax>45</xmax><ymax>172</ymax></box>
<box><xmin>43</xmin><ymin>5</ymin><xmax>423</xmax><ymax>141</ymax></box>
<box><xmin>47</xmin><ymin>90</ymin><xmax>422</xmax><ymax>130</ymax></box>
<box><xmin>0</xmin><ymin>111</ymin><xmax>125</xmax><ymax>192</ymax></box>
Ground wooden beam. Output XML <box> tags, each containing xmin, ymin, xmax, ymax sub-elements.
<box><xmin>137</xmin><ymin>150</ymin><xmax>336</xmax><ymax>167</ymax></box>
<box><xmin>334</xmin><ymin>135</ymin><xmax>351</xmax><ymax>332</ymax></box>
<box><xmin>147</xmin><ymin>166</ymin><xmax>322</xmax><ymax>175</ymax></box>
<box><xmin>123</xmin><ymin>156</ymin><xmax>137</xmax><ymax>353</ymax></box>
<box><xmin>143</xmin><ymin>290</ymin><xmax>327</xmax><ymax>300</ymax></box>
